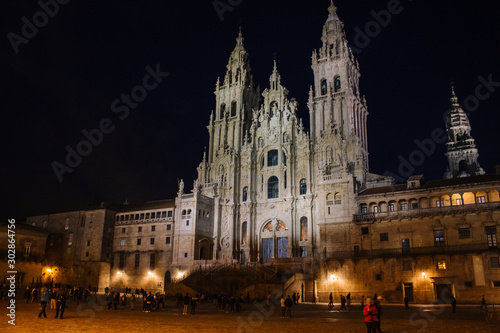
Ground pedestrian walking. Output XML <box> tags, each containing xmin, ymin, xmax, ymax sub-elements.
<box><xmin>280</xmin><ymin>295</ymin><xmax>286</xmax><ymax>318</ymax></box>
<box><xmin>363</xmin><ymin>298</ymin><xmax>378</xmax><ymax>333</ymax></box>
<box><xmin>121</xmin><ymin>293</ymin><xmax>127</xmax><ymax>310</ymax></box>
<box><xmin>285</xmin><ymin>295</ymin><xmax>293</xmax><ymax>318</ymax></box>
<box><xmin>346</xmin><ymin>292</ymin><xmax>351</xmax><ymax>309</ymax></box>
<box><xmin>374</xmin><ymin>296</ymin><xmax>383</xmax><ymax>333</ymax></box>
<box><xmin>183</xmin><ymin>293</ymin><xmax>190</xmax><ymax>315</ymax></box>
<box><xmin>404</xmin><ymin>296</ymin><xmax>409</xmax><ymax>310</ymax></box>
<box><xmin>55</xmin><ymin>290</ymin><xmax>67</xmax><ymax>319</ymax></box>
<box><xmin>191</xmin><ymin>294</ymin><xmax>198</xmax><ymax>314</ymax></box>
<box><xmin>341</xmin><ymin>295</ymin><xmax>347</xmax><ymax>312</ymax></box>
<box><xmin>130</xmin><ymin>293</ymin><xmax>136</xmax><ymax>310</ymax></box>
<box><xmin>50</xmin><ymin>288</ymin><xmax>57</xmax><ymax>310</ymax></box>
<box><xmin>450</xmin><ymin>294</ymin><xmax>456</xmax><ymax>313</ymax></box>
<box><xmin>106</xmin><ymin>292</ymin><xmax>113</xmax><ymax>310</ymax></box>
<box><xmin>292</xmin><ymin>293</ymin><xmax>297</xmax><ymax>305</ymax></box>
<box><xmin>38</xmin><ymin>286</ymin><xmax>49</xmax><ymax>318</ymax></box>
<box><xmin>328</xmin><ymin>292</ymin><xmax>333</xmax><ymax>308</ymax></box>
<box><xmin>480</xmin><ymin>295</ymin><xmax>487</xmax><ymax>309</ymax></box>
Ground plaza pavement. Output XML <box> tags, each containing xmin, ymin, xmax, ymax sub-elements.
<box><xmin>2</xmin><ymin>296</ymin><xmax>499</xmax><ymax>333</ymax></box>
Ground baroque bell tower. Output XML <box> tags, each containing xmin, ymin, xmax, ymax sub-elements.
<box><xmin>444</xmin><ymin>86</ymin><xmax>485</xmax><ymax>179</ymax></box>
<box><xmin>309</xmin><ymin>1</ymin><xmax>369</xmax><ymax>185</ymax></box>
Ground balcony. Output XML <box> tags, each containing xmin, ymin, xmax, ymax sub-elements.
<box><xmin>327</xmin><ymin>243</ymin><xmax>496</xmax><ymax>260</ymax></box>
<box><xmin>354</xmin><ymin>201</ymin><xmax>500</xmax><ymax>222</ymax></box>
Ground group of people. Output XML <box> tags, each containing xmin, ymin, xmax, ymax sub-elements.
<box><xmin>328</xmin><ymin>292</ymin><xmax>351</xmax><ymax>311</ymax></box>
<box><xmin>280</xmin><ymin>294</ymin><xmax>294</xmax><ymax>318</ymax></box>
<box><xmin>30</xmin><ymin>286</ymin><xmax>68</xmax><ymax>319</ymax></box>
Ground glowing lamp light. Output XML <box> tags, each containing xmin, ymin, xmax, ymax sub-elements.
<box><xmin>177</xmin><ymin>272</ymin><xmax>183</xmax><ymax>278</ymax></box>
<box><xmin>148</xmin><ymin>271</ymin><xmax>153</xmax><ymax>276</ymax></box>
<box><xmin>421</xmin><ymin>271</ymin><xmax>426</xmax><ymax>278</ymax></box>
<box><xmin>330</xmin><ymin>274</ymin><xmax>338</xmax><ymax>281</ymax></box>
<box><xmin>46</xmin><ymin>269</ymin><xmax>52</xmax><ymax>273</ymax></box>
<box><xmin>117</xmin><ymin>271</ymin><xmax>122</xmax><ymax>275</ymax></box>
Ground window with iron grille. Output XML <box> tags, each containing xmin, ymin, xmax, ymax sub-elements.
<box><xmin>403</xmin><ymin>260</ymin><xmax>412</xmax><ymax>271</ymax></box>
<box><xmin>458</xmin><ymin>227</ymin><xmax>470</xmax><ymax>239</ymax></box>
<box><xmin>490</xmin><ymin>257</ymin><xmax>499</xmax><ymax>268</ymax></box>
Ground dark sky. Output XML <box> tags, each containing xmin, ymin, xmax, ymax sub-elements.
<box><xmin>2</xmin><ymin>0</ymin><xmax>500</xmax><ymax>218</ymax></box>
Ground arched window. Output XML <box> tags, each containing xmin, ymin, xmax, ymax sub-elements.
<box><xmin>300</xmin><ymin>179</ymin><xmax>307</xmax><ymax>195</ymax></box>
<box><xmin>334</xmin><ymin>193</ymin><xmax>342</xmax><ymax>205</ymax></box>
<box><xmin>268</xmin><ymin>150</ymin><xmax>278</xmax><ymax>167</ymax></box>
<box><xmin>187</xmin><ymin>209</ymin><xmax>192</xmax><ymax>215</ymax></box>
<box><xmin>300</xmin><ymin>217</ymin><xmax>308</xmax><ymax>241</ymax></box>
<box><xmin>241</xmin><ymin>221</ymin><xmax>247</xmax><ymax>245</ymax></box>
<box><xmin>242</xmin><ymin>186</ymin><xmax>248</xmax><ymax>202</ymax></box>
<box><xmin>182</xmin><ymin>209</ymin><xmax>186</xmax><ymax>216</ymax></box>
<box><xmin>321</xmin><ymin>79</ymin><xmax>327</xmax><ymax>95</ymax></box>
<box><xmin>334</xmin><ymin>75</ymin><xmax>341</xmax><ymax>92</ymax></box>
<box><xmin>220</xmin><ymin>103</ymin><xmax>226</xmax><ymax>119</ymax></box>
<box><xmin>231</xmin><ymin>101</ymin><xmax>237</xmax><ymax>117</ymax></box>
<box><xmin>277</xmin><ymin>220</ymin><xmax>288</xmax><ymax>231</ymax></box>
<box><xmin>459</xmin><ymin>160</ymin><xmax>468</xmax><ymax>172</ymax></box>
<box><xmin>268</xmin><ymin>176</ymin><xmax>279</xmax><ymax>199</ymax></box>
<box><xmin>326</xmin><ymin>146</ymin><xmax>333</xmax><ymax>163</ymax></box>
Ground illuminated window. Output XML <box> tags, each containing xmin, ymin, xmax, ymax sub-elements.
<box><xmin>434</xmin><ymin>230</ymin><xmax>445</xmax><ymax>247</ymax></box>
<box><xmin>241</xmin><ymin>222</ymin><xmax>247</xmax><ymax>245</ymax></box>
<box><xmin>437</xmin><ymin>260</ymin><xmax>447</xmax><ymax>270</ymax></box>
<box><xmin>477</xmin><ymin>196</ymin><xmax>486</xmax><ymax>203</ymax></box>
<box><xmin>388</xmin><ymin>204</ymin><xmax>394</xmax><ymax>212</ymax></box>
<box><xmin>401</xmin><ymin>203</ymin><xmax>408</xmax><ymax>211</ymax></box>
<box><xmin>65</xmin><ymin>218</ymin><xmax>70</xmax><ymax>230</ymax></box>
<box><xmin>300</xmin><ymin>217</ymin><xmax>308</xmax><ymax>241</ymax></box>
<box><xmin>436</xmin><ymin>200</ymin><xmax>444</xmax><ymax>207</ymax></box>
<box><xmin>373</xmin><ymin>206</ymin><xmax>380</xmax><ymax>213</ymax></box>
<box><xmin>456</xmin><ymin>198</ymin><xmax>463</xmax><ymax>205</ymax></box>
<box><xmin>120</xmin><ymin>240</ymin><xmax>125</xmax><ymax>246</ymax></box>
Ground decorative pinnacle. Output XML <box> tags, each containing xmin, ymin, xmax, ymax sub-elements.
<box><xmin>328</xmin><ymin>1</ymin><xmax>338</xmax><ymax>18</ymax></box>
<box><xmin>451</xmin><ymin>83</ymin><xmax>459</xmax><ymax>106</ymax></box>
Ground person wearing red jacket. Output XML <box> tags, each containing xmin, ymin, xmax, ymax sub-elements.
<box><xmin>363</xmin><ymin>298</ymin><xmax>379</xmax><ymax>333</ymax></box>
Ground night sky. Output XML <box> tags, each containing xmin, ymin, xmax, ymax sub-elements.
<box><xmin>2</xmin><ymin>0</ymin><xmax>500</xmax><ymax>218</ymax></box>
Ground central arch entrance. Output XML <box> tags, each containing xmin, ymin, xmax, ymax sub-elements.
<box><xmin>261</xmin><ymin>219</ymin><xmax>289</xmax><ymax>263</ymax></box>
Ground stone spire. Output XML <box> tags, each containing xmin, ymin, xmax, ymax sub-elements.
<box><xmin>444</xmin><ymin>84</ymin><xmax>485</xmax><ymax>179</ymax></box>
<box><xmin>327</xmin><ymin>1</ymin><xmax>339</xmax><ymax>20</ymax></box>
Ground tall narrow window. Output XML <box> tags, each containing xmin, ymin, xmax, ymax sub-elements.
<box><xmin>334</xmin><ymin>75</ymin><xmax>341</xmax><ymax>92</ymax></box>
<box><xmin>242</xmin><ymin>186</ymin><xmax>248</xmax><ymax>202</ymax></box>
<box><xmin>283</xmin><ymin>152</ymin><xmax>287</xmax><ymax>166</ymax></box>
<box><xmin>241</xmin><ymin>222</ymin><xmax>247</xmax><ymax>245</ymax></box>
<box><xmin>486</xmin><ymin>226</ymin><xmax>498</xmax><ymax>249</ymax></box>
<box><xmin>267</xmin><ymin>150</ymin><xmax>278</xmax><ymax>166</ymax></box>
<box><xmin>321</xmin><ymin>79</ymin><xmax>327</xmax><ymax>95</ymax></box>
<box><xmin>300</xmin><ymin>217</ymin><xmax>308</xmax><ymax>241</ymax></box>
<box><xmin>268</xmin><ymin>176</ymin><xmax>279</xmax><ymax>199</ymax></box>
<box><xmin>300</xmin><ymin>179</ymin><xmax>307</xmax><ymax>195</ymax></box>
<box><xmin>135</xmin><ymin>254</ymin><xmax>140</xmax><ymax>268</ymax></box>
<box><xmin>150</xmin><ymin>253</ymin><xmax>155</xmax><ymax>269</ymax></box>
<box><xmin>231</xmin><ymin>101</ymin><xmax>237</xmax><ymax>117</ymax></box>
<box><xmin>119</xmin><ymin>252</ymin><xmax>125</xmax><ymax>269</ymax></box>
<box><xmin>65</xmin><ymin>218</ymin><xmax>69</xmax><ymax>230</ymax></box>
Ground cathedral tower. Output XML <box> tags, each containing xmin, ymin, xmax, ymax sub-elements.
<box><xmin>444</xmin><ymin>86</ymin><xmax>485</xmax><ymax>179</ymax></box>
<box><xmin>309</xmin><ymin>1</ymin><xmax>369</xmax><ymax>184</ymax></box>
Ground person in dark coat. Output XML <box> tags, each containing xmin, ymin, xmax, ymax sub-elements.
<box><xmin>285</xmin><ymin>295</ymin><xmax>293</xmax><ymax>318</ymax></box>
<box><xmin>404</xmin><ymin>296</ymin><xmax>409</xmax><ymax>310</ymax></box>
<box><xmin>55</xmin><ymin>290</ymin><xmax>68</xmax><ymax>319</ymax></box>
<box><xmin>106</xmin><ymin>292</ymin><xmax>113</xmax><ymax>310</ymax></box>
<box><xmin>113</xmin><ymin>292</ymin><xmax>119</xmax><ymax>310</ymax></box>
<box><xmin>183</xmin><ymin>293</ymin><xmax>190</xmax><ymax>315</ymax></box>
<box><xmin>450</xmin><ymin>294</ymin><xmax>457</xmax><ymax>313</ymax></box>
